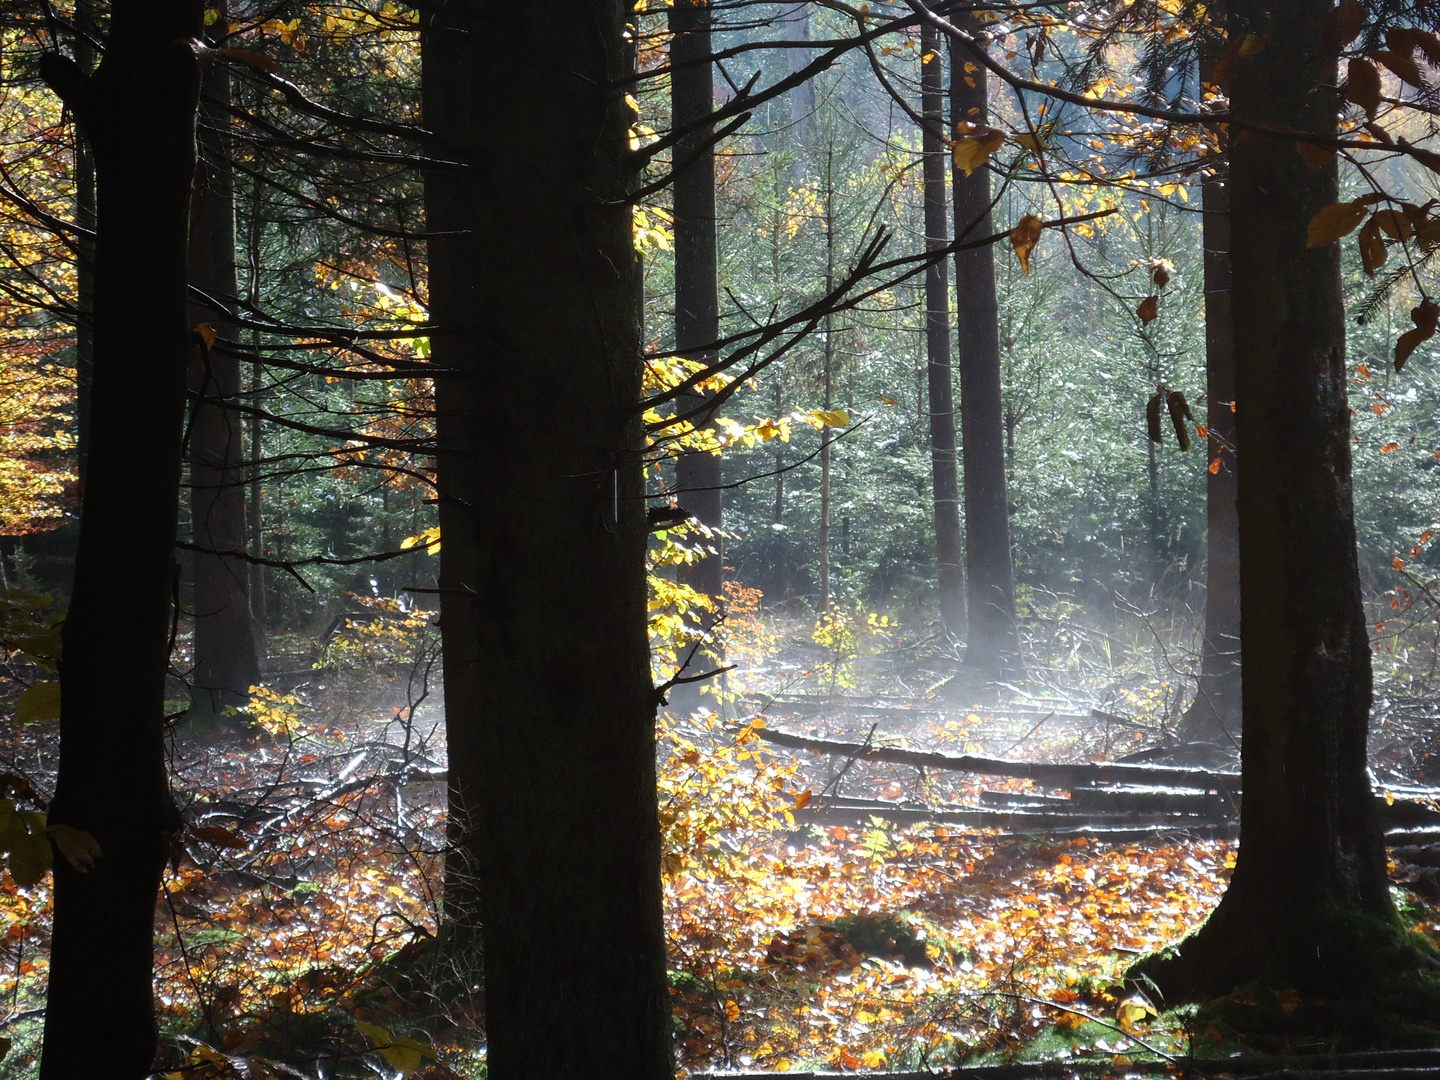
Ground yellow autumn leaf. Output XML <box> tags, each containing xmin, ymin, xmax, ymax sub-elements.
<box><xmin>399</xmin><ymin>526</ymin><xmax>441</xmax><ymax>554</ymax></box>
<box><xmin>1010</xmin><ymin>214</ymin><xmax>1043</xmax><ymax>274</ymax></box>
<box><xmin>1013</xmin><ymin>132</ymin><xmax>1042</xmax><ymax>153</ymax></box>
<box><xmin>810</xmin><ymin>408</ymin><xmax>850</xmax><ymax>428</ymax></box>
<box><xmin>951</xmin><ymin>122</ymin><xmax>1005</xmax><ymax>177</ymax></box>
<box><xmin>1307</xmin><ymin>201</ymin><xmax>1367</xmax><ymax>247</ymax></box>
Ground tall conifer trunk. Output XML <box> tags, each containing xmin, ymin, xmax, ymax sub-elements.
<box><xmin>669</xmin><ymin>0</ymin><xmax>724</xmax><ymax>705</ymax></box>
<box><xmin>424</xmin><ymin>2</ymin><xmax>672</xmax><ymax>1074</ymax></box>
<box><xmin>188</xmin><ymin>1</ymin><xmax>260</xmax><ymax>718</ymax></box>
<box><xmin>922</xmin><ymin>17</ymin><xmax>965</xmax><ymax>640</ymax></box>
<box><xmin>1179</xmin><ymin>13</ymin><xmax>1240</xmax><ymax>747</ymax></box>
<box><xmin>37</xmin><ymin>3</ymin><xmax>203</xmax><ymax>1074</ymax></box>
<box><xmin>947</xmin><ymin>14</ymin><xmax>1018</xmax><ymax>679</ymax></box>
<box><xmin>1139</xmin><ymin>0</ymin><xmax>1393</xmax><ymax>997</ymax></box>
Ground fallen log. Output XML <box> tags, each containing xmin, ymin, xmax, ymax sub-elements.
<box><xmin>754</xmin><ymin>727</ymin><xmax>1240</xmax><ymax>791</ymax></box>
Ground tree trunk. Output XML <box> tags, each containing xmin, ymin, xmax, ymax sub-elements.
<box><xmin>1137</xmin><ymin>0</ymin><xmax>1395</xmax><ymax>999</ymax></box>
<box><xmin>188</xmin><ymin>3</ymin><xmax>260</xmax><ymax>720</ymax></box>
<box><xmin>669</xmin><ymin>0</ymin><xmax>724</xmax><ymax>707</ymax></box>
<box><xmin>782</xmin><ymin>3</ymin><xmax>815</xmax><ymax>141</ymax></box>
<box><xmin>424</xmin><ymin>3</ymin><xmax>673</xmax><ymax>1075</ymax></box>
<box><xmin>946</xmin><ymin>15</ymin><xmax>1018</xmax><ymax>674</ymax></box>
<box><xmin>72</xmin><ymin>0</ymin><xmax>96</xmax><ymax>494</ymax></box>
<box><xmin>1179</xmin><ymin>15</ymin><xmax>1240</xmax><ymax>747</ymax></box>
<box><xmin>923</xmin><ymin>19</ymin><xmax>965</xmax><ymax>641</ymax></box>
<box><xmin>38</xmin><ymin>4</ymin><xmax>202</xmax><ymax>1076</ymax></box>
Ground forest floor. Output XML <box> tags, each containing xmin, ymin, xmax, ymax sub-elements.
<box><xmin>0</xmin><ymin>594</ymin><xmax>1434</xmax><ymax>1078</ymax></box>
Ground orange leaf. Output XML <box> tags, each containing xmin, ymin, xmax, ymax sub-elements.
<box><xmin>794</xmin><ymin>789</ymin><xmax>813</xmax><ymax>809</ymax></box>
<box><xmin>1276</xmin><ymin>988</ymin><xmax>1301</xmax><ymax>1017</ymax></box>
<box><xmin>951</xmin><ymin>122</ymin><xmax>1006</xmax><ymax>177</ymax></box>
<box><xmin>1395</xmin><ymin>557</ymin><xmax>1407</xmax><ymax>570</ymax></box>
<box><xmin>1381</xmin><ymin>441</ymin><xmax>1400</xmax><ymax>452</ymax></box>
<box><xmin>1010</xmin><ymin>214</ymin><xmax>1043</xmax><ymax>274</ymax></box>
<box><xmin>1209</xmin><ymin>458</ymin><xmax>1221</xmax><ymax>475</ymax></box>
<box><xmin>1137</xmin><ymin>295</ymin><xmax>1159</xmax><ymax>324</ymax></box>
<box><xmin>1196</xmin><ymin>423</ymin><xmax>1208</xmax><ymax>439</ymax></box>
<box><xmin>724</xmin><ymin>999</ymin><xmax>740</xmax><ymax>1022</ymax></box>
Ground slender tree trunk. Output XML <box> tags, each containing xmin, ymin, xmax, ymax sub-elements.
<box><xmin>424</xmin><ymin>3</ymin><xmax>672</xmax><ymax>1075</ymax></box>
<box><xmin>188</xmin><ymin>3</ymin><xmax>260</xmax><ymax>720</ymax></box>
<box><xmin>37</xmin><ymin>4</ymin><xmax>202</xmax><ymax>1075</ymax></box>
<box><xmin>247</xmin><ymin>172</ymin><xmax>266</xmax><ymax>655</ymax></box>
<box><xmin>1137</xmin><ymin>0</ymin><xmax>1394</xmax><ymax>999</ymax></box>
<box><xmin>947</xmin><ymin>16</ymin><xmax>1017</xmax><ymax>676</ymax></box>
<box><xmin>669</xmin><ymin>0</ymin><xmax>724</xmax><ymax>704</ymax></box>
<box><xmin>782</xmin><ymin>2</ymin><xmax>815</xmax><ymax>141</ymax></box>
<box><xmin>1179</xmin><ymin>13</ymin><xmax>1240</xmax><ymax>747</ymax></box>
<box><xmin>72</xmin><ymin>0</ymin><xmax>96</xmax><ymax>493</ymax></box>
<box><xmin>923</xmin><ymin>21</ymin><xmax>965</xmax><ymax>641</ymax></box>
<box><xmin>818</xmin><ymin>148</ymin><xmax>835</xmax><ymax>614</ymax></box>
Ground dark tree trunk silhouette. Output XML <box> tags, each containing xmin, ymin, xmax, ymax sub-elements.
<box><xmin>424</xmin><ymin>2</ymin><xmax>673</xmax><ymax>1075</ymax></box>
<box><xmin>1179</xmin><ymin>14</ymin><xmax>1240</xmax><ymax>747</ymax></box>
<box><xmin>188</xmin><ymin>2</ymin><xmax>260</xmax><ymax>719</ymax></box>
<box><xmin>922</xmin><ymin>17</ymin><xmax>965</xmax><ymax>640</ymax></box>
<box><xmin>37</xmin><ymin>2</ymin><xmax>203</xmax><ymax>1075</ymax></box>
<box><xmin>947</xmin><ymin>14</ymin><xmax>1018</xmax><ymax>679</ymax></box>
<box><xmin>72</xmin><ymin>0</ymin><xmax>96</xmax><ymax>493</ymax></box>
<box><xmin>669</xmin><ymin>0</ymin><xmax>724</xmax><ymax>706</ymax></box>
<box><xmin>1138</xmin><ymin>0</ymin><xmax>1395</xmax><ymax>998</ymax></box>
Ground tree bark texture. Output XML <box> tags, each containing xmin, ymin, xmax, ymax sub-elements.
<box><xmin>1180</xmin><ymin>17</ymin><xmax>1240</xmax><ymax>745</ymax></box>
<box><xmin>947</xmin><ymin>18</ymin><xmax>1019</xmax><ymax>677</ymax></box>
<box><xmin>188</xmin><ymin>7</ymin><xmax>260</xmax><ymax>717</ymax></box>
<box><xmin>922</xmin><ymin>19</ymin><xmax>965</xmax><ymax>640</ymax></box>
<box><xmin>669</xmin><ymin>0</ymin><xmax>724</xmax><ymax>703</ymax></box>
<box><xmin>423</xmin><ymin>2</ymin><xmax>673</xmax><ymax>1076</ymax></box>
<box><xmin>1140</xmin><ymin>0</ymin><xmax>1392</xmax><ymax>997</ymax></box>
<box><xmin>38</xmin><ymin>3</ymin><xmax>203</xmax><ymax>1076</ymax></box>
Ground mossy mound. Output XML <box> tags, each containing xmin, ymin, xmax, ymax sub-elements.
<box><xmin>1135</xmin><ymin>904</ymin><xmax>1440</xmax><ymax>1051</ymax></box>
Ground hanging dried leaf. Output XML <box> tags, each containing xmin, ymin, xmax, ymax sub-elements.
<box><xmin>952</xmin><ymin>122</ymin><xmax>1006</xmax><ymax>177</ymax></box>
<box><xmin>1358</xmin><ymin>215</ymin><xmax>1387</xmax><ymax>275</ymax></box>
<box><xmin>1364</xmin><ymin>120</ymin><xmax>1396</xmax><ymax>145</ymax></box>
<box><xmin>1151</xmin><ymin>262</ymin><xmax>1172</xmax><ymax>287</ymax></box>
<box><xmin>1372</xmin><ymin>207</ymin><xmax>1415</xmax><ymax>240</ymax></box>
<box><xmin>1146</xmin><ymin>392</ymin><xmax>1164</xmax><ymax>443</ymax></box>
<box><xmin>1307</xmin><ymin>200</ymin><xmax>1367</xmax><ymax>247</ymax></box>
<box><xmin>1373</xmin><ymin>48</ymin><xmax>1426</xmax><ymax>88</ymax></box>
<box><xmin>1346</xmin><ymin>58</ymin><xmax>1382</xmax><ymax>118</ymax></box>
<box><xmin>1386</xmin><ymin>26</ymin><xmax>1440</xmax><ymax>66</ymax></box>
<box><xmin>1395</xmin><ymin>298</ymin><xmax>1439</xmax><ymax>371</ymax></box>
<box><xmin>1295</xmin><ymin>139</ymin><xmax>1337</xmax><ymax>169</ymax></box>
<box><xmin>1322</xmin><ymin>0</ymin><xmax>1366</xmax><ymax>54</ymax></box>
<box><xmin>1137</xmin><ymin>295</ymin><xmax>1159</xmax><ymax>324</ymax></box>
<box><xmin>1010</xmin><ymin>214</ymin><xmax>1043</xmax><ymax>274</ymax></box>
<box><xmin>1167</xmin><ymin>392</ymin><xmax>1193</xmax><ymax>451</ymax></box>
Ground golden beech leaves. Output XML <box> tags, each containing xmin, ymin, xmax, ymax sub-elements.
<box><xmin>47</xmin><ymin>824</ymin><xmax>101</xmax><ymax>872</ymax></box>
<box><xmin>1010</xmin><ymin>215</ymin><xmax>1043</xmax><ymax>274</ymax></box>
<box><xmin>1395</xmin><ymin>298</ymin><xmax>1439</xmax><ymax>371</ymax></box>
<box><xmin>1307</xmin><ymin>200</ymin><xmax>1369</xmax><ymax>247</ymax></box>
<box><xmin>951</xmin><ymin>122</ymin><xmax>1005</xmax><ymax>177</ymax></box>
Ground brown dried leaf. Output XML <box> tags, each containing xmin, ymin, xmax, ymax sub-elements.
<box><xmin>1373</xmin><ymin>48</ymin><xmax>1426</xmax><ymax>88</ymax></box>
<box><xmin>1323</xmin><ymin>0</ymin><xmax>1366</xmax><ymax>54</ymax></box>
<box><xmin>1295</xmin><ymin>139</ymin><xmax>1337</xmax><ymax>169</ymax></box>
<box><xmin>1346</xmin><ymin>57</ymin><xmax>1383</xmax><ymax>118</ymax></box>
<box><xmin>1358</xmin><ymin>215</ymin><xmax>1387</xmax><ymax>276</ymax></box>
<box><xmin>1146</xmin><ymin>392</ymin><xmax>1164</xmax><ymax>444</ymax></box>
<box><xmin>1396</xmin><ymin>299</ymin><xmax>1439</xmax><ymax>371</ymax></box>
<box><xmin>1137</xmin><ymin>295</ymin><xmax>1159</xmax><ymax>324</ymax></box>
<box><xmin>1372</xmin><ymin>207</ymin><xmax>1415</xmax><ymax>240</ymax></box>
<box><xmin>1010</xmin><ymin>214</ymin><xmax>1043</xmax><ymax>274</ymax></box>
<box><xmin>1167</xmin><ymin>392</ymin><xmax>1193</xmax><ymax>451</ymax></box>
<box><xmin>1307</xmin><ymin>200</ymin><xmax>1367</xmax><ymax>247</ymax></box>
